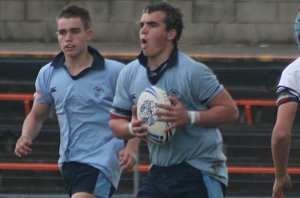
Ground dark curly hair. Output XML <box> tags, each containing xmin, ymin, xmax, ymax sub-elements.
<box><xmin>144</xmin><ymin>2</ymin><xmax>184</xmax><ymax>45</ymax></box>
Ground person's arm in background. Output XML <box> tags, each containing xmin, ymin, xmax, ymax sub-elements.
<box><xmin>119</xmin><ymin>138</ymin><xmax>141</xmax><ymax>172</ymax></box>
<box><xmin>272</xmin><ymin>101</ymin><xmax>298</xmax><ymax>198</ymax></box>
<box><xmin>14</xmin><ymin>99</ymin><xmax>50</xmax><ymax>157</ymax></box>
<box><xmin>110</xmin><ymin>106</ymin><xmax>144</xmax><ymax>171</ymax></box>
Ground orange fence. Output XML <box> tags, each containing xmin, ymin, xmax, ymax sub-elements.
<box><xmin>0</xmin><ymin>94</ymin><xmax>294</xmax><ymax>178</ymax></box>
<box><xmin>0</xmin><ymin>93</ymin><xmax>277</xmax><ymax>125</ymax></box>
<box><xmin>0</xmin><ymin>93</ymin><xmax>33</xmax><ymax>115</ymax></box>
<box><xmin>235</xmin><ymin>99</ymin><xmax>276</xmax><ymax>125</ymax></box>
<box><xmin>138</xmin><ymin>165</ymin><xmax>300</xmax><ymax>174</ymax></box>
<box><xmin>0</xmin><ymin>162</ymin><xmax>300</xmax><ymax>175</ymax></box>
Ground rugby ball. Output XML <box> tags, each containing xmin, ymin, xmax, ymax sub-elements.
<box><xmin>137</xmin><ymin>86</ymin><xmax>176</xmax><ymax>144</ymax></box>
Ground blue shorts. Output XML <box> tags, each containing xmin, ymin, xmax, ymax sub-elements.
<box><xmin>61</xmin><ymin>162</ymin><xmax>115</xmax><ymax>198</ymax></box>
<box><xmin>137</xmin><ymin>162</ymin><xmax>226</xmax><ymax>198</ymax></box>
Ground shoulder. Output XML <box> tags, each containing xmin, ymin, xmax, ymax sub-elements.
<box><xmin>38</xmin><ymin>62</ymin><xmax>55</xmax><ymax>76</ymax></box>
<box><xmin>102</xmin><ymin>59</ymin><xmax>124</xmax><ymax>79</ymax></box>
<box><xmin>104</xmin><ymin>59</ymin><xmax>125</xmax><ymax>70</ymax></box>
<box><xmin>177</xmin><ymin>51</ymin><xmax>209</xmax><ymax>70</ymax></box>
<box><xmin>278</xmin><ymin>57</ymin><xmax>300</xmax><ymax>94</ymax></box>
<box><xmin>282</xmin><ymin>57</ymin><xmax>300</xmax><ymax>75</ymax></box>
<box><xmin>280</xmin><ymin>57</ymin><xmax>300</xmax><ymax>84</ymax></box>
<box><xmin>176</xmin><ymin>51</ymin><xmax>214</xmax><ymax>79</ymax></box>
<box><xmin>120</xmin><ymin>59</ymin><xmax>141</xmax><ymax>74</ymax></box>
<box><xmin>125</xmin><ymin>59</ymin><xmax>140</xmax><ymax>68</ymax></box>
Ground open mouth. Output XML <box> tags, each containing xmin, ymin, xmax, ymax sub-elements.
<box><xmin>141</xmin><ymin>39</ymin><xmax>147</xmax><ymax>44</ymax></box>
<box><xmin>140</xmin><ymin>39</ymin><xmax>148</xmax><ymax>48</ymax></box>
<box><xmin>64</xmin><ymin>44</ymin><xmax>75</xmax><ymax>50</ymax></box>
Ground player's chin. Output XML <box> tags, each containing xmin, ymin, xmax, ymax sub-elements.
<box><xmin>141</xmin><ymin>49</ymin><xmax>154</xmax><ymax>57</ymax></box>
<box><xmin>63</xmin><ymin>50</ymin><xmax>77</xmax><ymax>58</ymax></box>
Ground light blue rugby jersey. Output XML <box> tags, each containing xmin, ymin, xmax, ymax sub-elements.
<box><xmin>35</xmin><ymin>46</ymin><xmax>125</xmax><ymax>188</ymax></box>
<box><xmin>111</xmin><ymin>48</ymin><xmax>228</xmax><ymax>186</ymax></box>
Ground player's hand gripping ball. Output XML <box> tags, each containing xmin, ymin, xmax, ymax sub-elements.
<box><xmin>137</xmin><ymin>86</ymin><xmax>176</xmax><ymax>144</ymax></box>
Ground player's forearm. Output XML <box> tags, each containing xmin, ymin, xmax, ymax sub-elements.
<box><xmin>110</xmin><ymin>119</ymin><xmax>132</xmax><ymax>139</ymax></box>
<box><xmin>21</xmin><ymin>113</ymin><xmax>45</xmax><ymax>141</ymax></box>
<box><xmin>272</xmin><ymin>130</ymin><xmax>291</xmax><ymax>177</ymax></box>
<box><xmin>125</xmin><ymin>137</ymin><xmax>141</xmax><ymax>153</ymax></box>
<box><xmin>193</xmin><ymin>90</ymin><xmax>239</xmax><ymax>126</ymax></box>
<box><xmin>195</xmin><ymin>105</ymin><xmax>239</xmax><ymax>126</ymax></box>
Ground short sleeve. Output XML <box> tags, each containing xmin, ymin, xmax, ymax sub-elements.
<box><xmin>34</xmin><ymin>64</ymin><xmax>53</xmax><ymax>105</ymax></box>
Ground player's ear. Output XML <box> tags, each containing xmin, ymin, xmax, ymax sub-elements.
<box><xmin>86</xmin><ymin>29</ymin><xmax>94</xmax><ymax>41</ymax></box>
<box><xmin>167</xmin><ymin>29</ymin><xmax>176</xmax><ymax>41</ymax></box>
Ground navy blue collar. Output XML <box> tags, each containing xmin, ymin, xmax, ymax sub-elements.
<box><xmin>51</xmin><ymin>46</ymin><xmax>105</xmax><ymax>69</ymax></box>
<box><xmin>138</xmin><ymin>47</ymin><xmax>178</xmax><ymax>84</ymax></box>
<box><xmin>138</xmin><ymin>47</ymin><xmax>178</xmax><ymax>69</ymax></box>
<box><xmin>50</xmin><ymin>46</ymin><xmax>105</xmax><ymax>80</ymax></box>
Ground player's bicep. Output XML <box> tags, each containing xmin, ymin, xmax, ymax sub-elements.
<box><xmin>275</xmin><ymin>102</ymin><xmax>298</xmax><ymax>132</ymax></box>
<box><xmin>207</xmin><ymin>89</ymin><xmax>236</xmax><ymax>109</ymax></box>
<box><xmin>30</xmin><ymin>97</ymin><xmax>51</xmax><ymax>121</ymax></box>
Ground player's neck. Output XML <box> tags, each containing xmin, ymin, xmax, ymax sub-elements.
<box><xmin>148</xmin><ymin>45</ymin><xmax>174</xmax><ymax>71</ymax></box>
<box><xmin>66</xmin><ymin>52</ymin><xmax>93</xmax><ymax>76</ymax></box>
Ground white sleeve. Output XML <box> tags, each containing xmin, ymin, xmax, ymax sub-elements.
<box><xmin>278</xmin><ymin>57</ymin><xmax>300</xmax><ymax>95</ymax></box>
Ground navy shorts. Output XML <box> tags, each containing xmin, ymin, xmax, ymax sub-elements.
<box><xmin>137</xmin><ymin>162</ymin><xmax>226</xmax><ymax>198</ymax></box>
<box><xmin>61</xmin><ymin>162</ymin><xmax>115</xmax><ymax>198</ymax></box>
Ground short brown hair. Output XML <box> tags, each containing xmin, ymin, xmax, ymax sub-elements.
<box><xmin>56</xmin><ymin>5</ymin><xmax>91</xmax><ymax>30</ymax></box>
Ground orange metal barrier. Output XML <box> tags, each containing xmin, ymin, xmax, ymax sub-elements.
<box><xmin>235</xmin><ymin>99</ymin><xmax>276</xmax><ymax>125</ymax></box>
<box><xmin>0</xmin><ymin>94</ymin><xmax>294</xmax><ymax>178</ymax></box>
<box><xmin>138</xmin><ymin>165</ymin><xmax>300</xmax><ymax>174</ymax></box>
<box><xmin>0</xmin><ymin>163</ymin><xmax>59</xmax><ymax>171</ymax></box>
<box><xmin>0</xmin><ymin>93</ymin><xmax>277</xmax><ymax>125</ymax></box>
<box><xmin>0</xmin><ymin>93</ymin><xmax>33</xmax><ymax>115</ymax></box>
<box><xmin>0</xmin><ymin>163</ymin><xmax>300</xmax><ymax>175</ymax></box>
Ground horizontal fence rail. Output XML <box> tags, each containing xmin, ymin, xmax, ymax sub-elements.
<box><xmin>0</xmin><ymin>93</ymin><xmax>292</xmax><ymax>196</ymax></box>
<box><xmin>235</xmin><ymin>99</ymin><xmax>276</xmax><ymax>125</ymax></box>
<box><xmin>1</xmin><ymin>162</ymin><xmax>300</xmax><ymax>175</ymax></box>
<box><xmin>0</xmin><ymin>93</ymin><xmax>277</xmax><ymax>125</ymax></box>
<box><xmin>0</xmin><ymin>94</ymin><xmax>282</xmax><ymax>175</ymax></box>
<box><xmin>0</xmin><ymin>93</ymin><xmax>33</xmax><ymax>115</ymax></box>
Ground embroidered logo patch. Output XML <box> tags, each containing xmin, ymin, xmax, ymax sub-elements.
<box><xmin>50</xmin><ymin>87</ymin><xmax>56</xmax><ymax>93</ymax></box>
<box><xmin>93</xmin><ymin>86</ymin><xmax>103</xmax><ymax>97</ymax></box>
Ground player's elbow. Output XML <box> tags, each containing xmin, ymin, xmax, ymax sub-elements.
<box><xmin>109</xmin><ymin>120</ymin><xmax>119</xmax><ymax>137</ymax></box>
<box><xmin>226</xmin><ymin>106</ymin><xmax>239</xmax><ymax>124</ymax></box>
<box><xmin>232</xmin><ymin>107</ymin><xmax>240</xmax><ymax>123</ymax></box>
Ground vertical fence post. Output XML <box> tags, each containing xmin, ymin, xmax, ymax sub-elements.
<box><xmin>133</xmin><ymin>148</ymin><xmax>140</xmax><ymax>196</ymax></box>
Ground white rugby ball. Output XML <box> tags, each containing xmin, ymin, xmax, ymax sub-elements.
<box><xmin>137</xmin><ymin>86</ymin><xmax>176</xmax><ymax>144</ymax></box>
